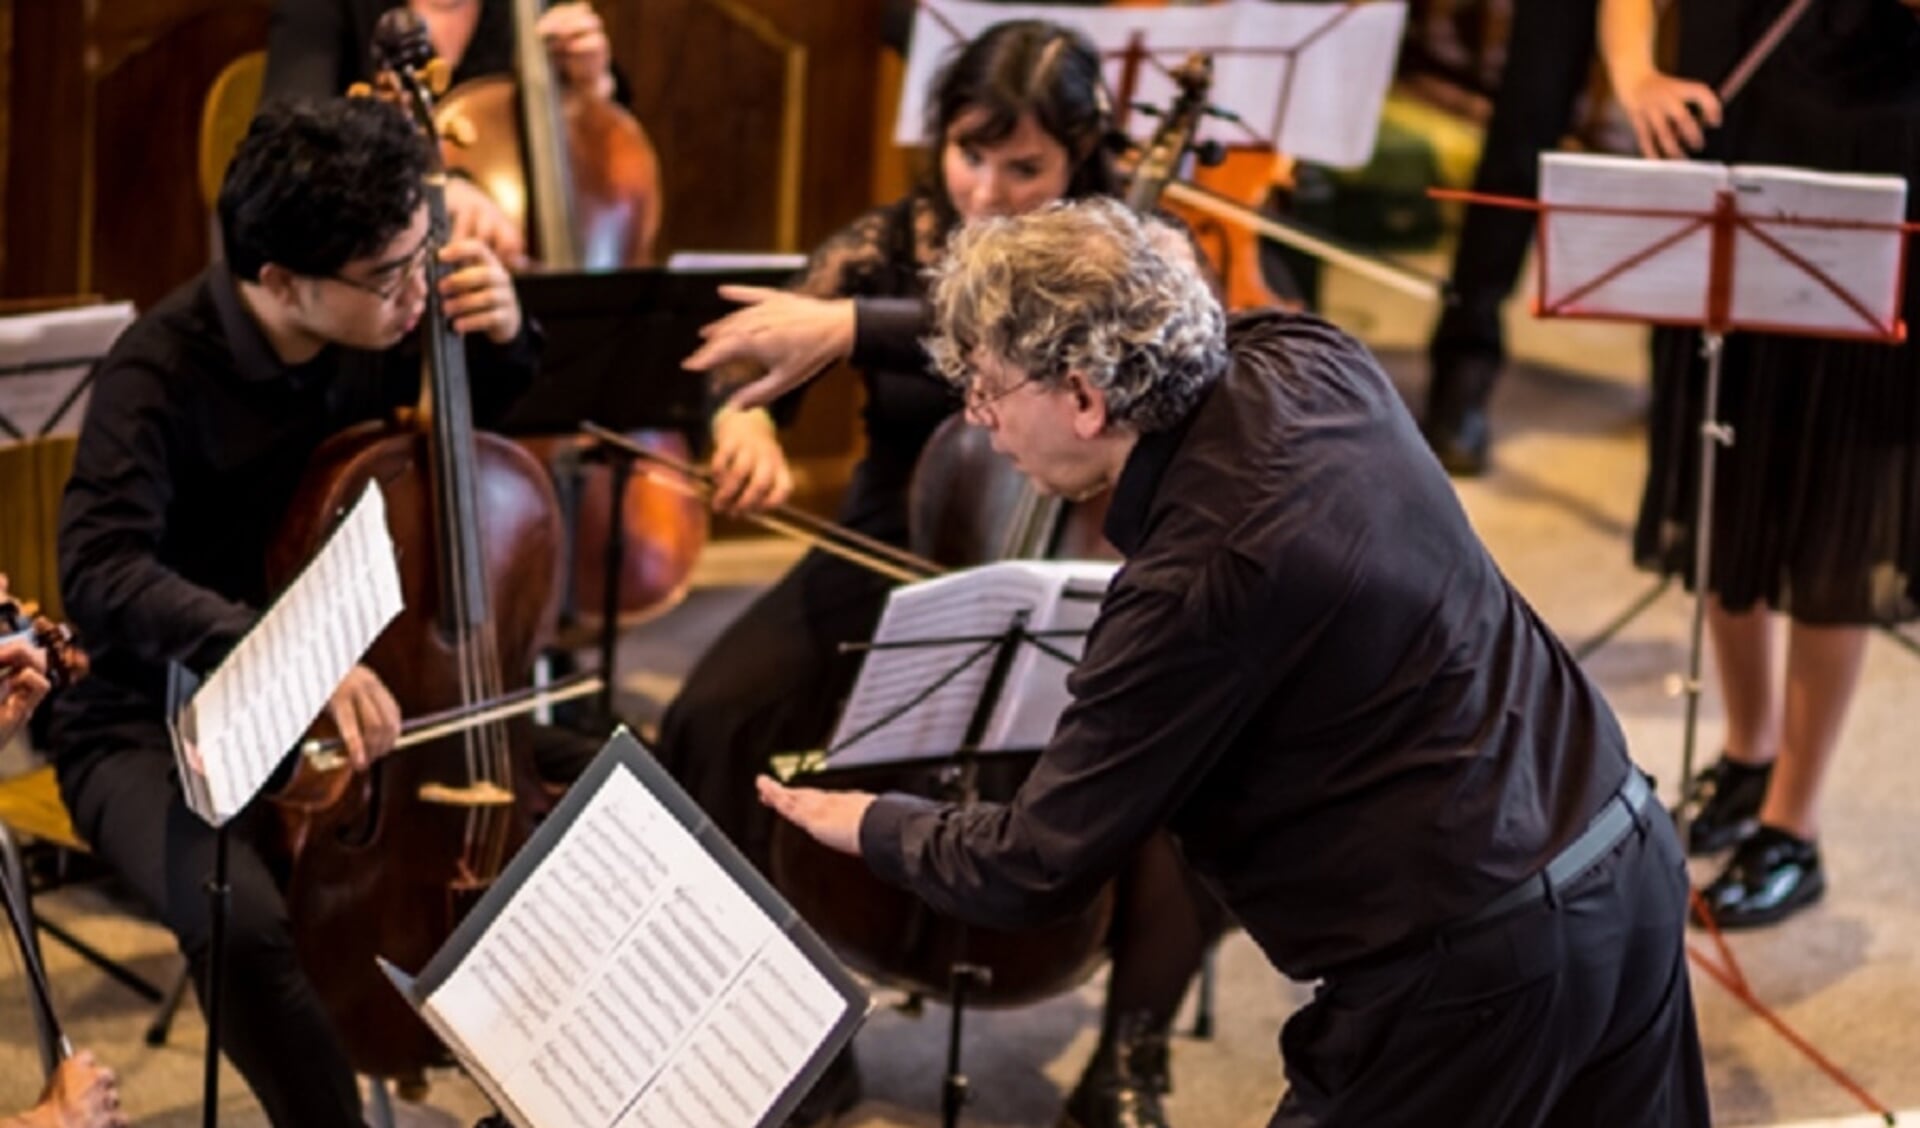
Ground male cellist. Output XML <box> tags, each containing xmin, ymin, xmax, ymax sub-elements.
<box><xmin>48</xmin><ymin>97</ymin><xmax>535</xmax><ymax>1125</ymax></box>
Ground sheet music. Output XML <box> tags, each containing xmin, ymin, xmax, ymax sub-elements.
<box><xmin>827</xmin><ymin>560</ymin><xmax>1116</xmax><ymax>768</ymax></box>
<box><xmin>170</xmin><ymin>484</ymin><xmax>404</xmax><ymax>825</ymax></box>
<box><xmin>1727</xmin><ymin>164</ymin><xmax>1907</xmax><ymax>335</ymax></box>
<box><xmin>1540</xmin><ymin>153</ymin><xmax>1727</xmax><ymax>323</ymax></box>
<box><xmin>664</xmin><ymin>252</ymin><xmax>809</xmax><ymax>273</ymax></box>
<box><xmin>0</xmin><ymin>302</ymin><xmax>134</xmax><ymax>441</ymax></box>
<box><xmin>1540</xmin><ymin>153</ymin><xmax>1909</xmax><ymax>337</ymax></box>
<box><xmin>416</xmin><ymin>751</ymin><xmax>857</xmax><ymax>1128</ymax></box>
<box><xmin>897</xmin><ymin>1</ymin><xmax>1406</xmax><ymax>169</ymax></box>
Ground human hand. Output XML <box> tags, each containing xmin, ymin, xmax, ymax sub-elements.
<box><xmin>325</xmin><ymin>665</ymin><xmax>402</xmax><ymax>772</ymax></box>
<box><xmin>443</xmin><ymin>177</ymin><xmax>527</xmax><ymax>270</ymax></box>
<box><xmin>708</xmin><ymin>406</ymin><xmax>794</xmax><ymax>515</ymax></box>
<box><xmin>0</xmin><ymin>634</ymin><xmax>49</xmax><ymax>750</ymax></box>
<box><xmin>0</xmin><ymin>572</ymin><xmax>50</xmax><ymax>749</ymax></box>
<box><xmin>755</xmin><ymin>776</ymin><xmax>874</xmax><ymax>857</ymax></box>
<box><xmin>437</xmin><ymin>238</ymin><xmax>523</xmax><ymax>344</ymax></box>
<box><xmin>683</xmin><ymin>287</ymin><xmax>855</xmax><ymax>411</ymax></box>
<box><xmin>1616</xmin><ymin>70</ymin><xmax>1722</xmax><ymax>159</ymax></box>
<box><xmin>538</xmin><ymin>2</ymin><xmax>615</xmax><ymax>102</ymax></box>
<box><xmin>31</xmin><ymin>1050</ymin><xmax>126</xmax><ymax>1128</ymax></box>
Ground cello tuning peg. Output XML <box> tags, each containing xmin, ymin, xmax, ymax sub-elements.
<box><xmin>1195</xmin><ymin>140</ymin><xmax>1228</xmax><ymax>168</ymax></box>
<box><xmin>1130</xmin><ymin>101</ymin><xmax>1162</xmax><ymax>119</ymax></box>
<box><xmin>1206</xmin><ymin>103</ymin><xmax>1242</xmax><ymax>123</ymax></box>
<box><xmin>440</xmin><ymin>115</ymin><xmax>478</xmax><ymax>149</ymax></box>
<box><xmin>423</xmin><ymin>57</ymin><xmax>452</xmax><ymax>95</ymax></box>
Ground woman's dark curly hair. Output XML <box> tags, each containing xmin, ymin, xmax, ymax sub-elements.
<box><xmin>217</xmin><ymin>98</ymin><xmax>428</xmax><ymax>283</ymax></box>
<box><xmin>922</xmin><ymin>20</ymin><xmax>1119</xmax><ymax>232</ymax></box>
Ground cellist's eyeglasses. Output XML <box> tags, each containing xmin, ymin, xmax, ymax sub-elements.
<box><xmin>329</xmin><ymin>231</ymin><xmax>434</xmax><ymax>302</ymax></box>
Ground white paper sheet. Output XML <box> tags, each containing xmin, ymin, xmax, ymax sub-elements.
<box><xmin>826</xmin><ymin>559</ymin><xmax>1116</xmax><ymax>768</ymax></box>
<box><xmin>171</xmin><ymin>483</ymin><xmax>405</xmax><ymax>825</ymax></box>
<box><xmin>423</xmin><ymin>766</ymin><xmax>850</xmax><ymax>1128</ymax></box>
<box><xmin>0</xmin><ymin>302</ymin><xmax>134</xmax><ymax>442</ymax></box>
<box><xmin>896</xmin><ymin>1</ymin><xmax>1406</xmax><ymax>169</ymax></box>
<box><xmin>1726</xmin><ymin>164</ymin><xmax>1907</xmax><ymax>336</ymax></box>
<box><xmin>1539</xmin><ymin>153</ymin><xmax>1726</xmax><ymax>323</ymax></box>
<box><xmin>1539</xmin><ymin>153</ymin><xmax>1909</xmax><ymax>337</ymax></box>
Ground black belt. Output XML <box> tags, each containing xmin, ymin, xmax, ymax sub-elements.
<box><xmin>1461</xmin><ymin>770</ymin><xmax>1654</xmax><ymax>929</ymax></box>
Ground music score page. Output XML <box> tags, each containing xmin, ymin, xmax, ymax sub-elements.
<box><xmin>395</xmin><ymin>733</ymin><xmax>866</xmax><ymax>1128</ymax></box>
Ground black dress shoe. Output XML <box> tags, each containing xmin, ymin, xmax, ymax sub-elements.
<box><xmin>785</xmin><ymin>1046</ymin><xmax>860</xmax><ymax>1127</ymax></box>
<box><xmin>1058</xmin><ymin>1013</ymin><xmax>1171</xmax><ymax>1128</ymax></box>
<box><xmin>1421</xmin><ymin>353</ymin><xmax>1499</xmax><ymax>478</ymax></box>
<box><xmin>1675</xmin><ymin>754</ymin><xmax>1773</xmax><ymax>855</ymax></box>
<box><xmin>1697</xmin><ymin>825</ymin><xmax>1825</xmax><ymax>930</ymax></box>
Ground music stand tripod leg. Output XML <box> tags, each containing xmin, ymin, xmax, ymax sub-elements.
<box><xmin>203</xmin><ymin>822</ymin><xmax>231</xmax><ymax>1128</ymax></box>
<box><xmin>1572</xmin><ymin>575</ymin><xmax>1675</xmax><ymax>663</ymax></box>
<box><xmin>1675</xmin><ymin>331</ymin><xmax>1732</xmax><ymax>850</ymax></box>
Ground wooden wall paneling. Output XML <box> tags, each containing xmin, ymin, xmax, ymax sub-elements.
<box><xmin>89</xmin><ymin>1</ymin><xmax>270</xmax><ymax>310</ymax></box>
<box><xmin>2</xmin><ymin>1</ymin><xmax>88</xmax><ymax>300</ymax></box>
<box><xmin>1</xmin><ymin>0</ymin><xmax>268</xmax><ymax>308</ymax></box>
<box><xmin>605</xmin><ymin>0</ymin><xmax>887</xmax><ymax>516</ymax></box>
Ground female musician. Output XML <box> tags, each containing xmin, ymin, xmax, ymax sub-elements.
<box><xmin>263</xmin><ymin>0</ymin><xmax>624</xmax><ymax>267</ymax></box>
<box><xmin>48</xmin><ymin>99</ymin><xmax>533</xmax><ymax>1126</ymax></box>
<box><xmin>1605</xmin><ymin>0</ymin><xmax>1920</xmax><ymax>927</ymax></box>
<box><xmin>672</xmin><ymin>22</ymin><xmax>1227</xmax><ymax>1128</ymax></box>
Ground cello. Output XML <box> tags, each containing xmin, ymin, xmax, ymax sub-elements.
<box><xmin>265</xmin><ymin>12</ymin><xmax>565</xmax><ymax>1085</ymax></box>
<box><xmin>760</xmin><ymin>57</ymin><xmax>1225</xmax><ymax>1011</ymax></box>
<box><xmin>431</xmin><ymin>0</ymin><xmax>705</xmax><ymax>630</ymax></box>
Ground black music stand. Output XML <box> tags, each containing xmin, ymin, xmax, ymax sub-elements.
<box><xmin>825</xmin><ymin>611</ymin><xmax>1091</xmax><ymax>1128</ymax></box>
<box><xmin>500</xmin><ymin>263</ymin><xmax>798</xmax><ymax>725</ymax></box>
<box><xmin>498</xmin><ymin>263</ymin><xmax>801</xmax><ymax>441</ymax></box>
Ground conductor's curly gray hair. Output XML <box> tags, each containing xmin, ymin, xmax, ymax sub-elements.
<box><xmin>926</xmin><ymin>198</ymin><xmax>1229</xmax><ymax>433</ymax></box>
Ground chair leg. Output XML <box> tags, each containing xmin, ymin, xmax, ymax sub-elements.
<box><xmin>1190</xmin><ymin>942</ymin><xmax>1217</xmax><ymax>1040</ymax></box>
<box><xmin>35</xmin><ymin>915</ymin><xmax>166</xmax><ymax>1002</ymax></box>
<box><xmin>2</xmin><ymin>821</ymin><xmax>62</xmax><ymax>1076</ymax></box>
<box><xmin>367</xmin><ymin>1075</ymin><xmax>396</xmax><ymax>1128</ymax></box>
<box><xmin>144</xmin><ymin>965</ymin><xmax>195</xmax><ymax>1046</ymax></box>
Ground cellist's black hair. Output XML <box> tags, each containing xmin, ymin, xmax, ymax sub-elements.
<box><xmin>922</xmin><ymin>20</ymin><xmax>1119</xmax><ymax>230</ymax></box>
<box><xmin>219</xmin><ymin>98</ymin><xmax>428</xmax><ymax>283</ymax></box>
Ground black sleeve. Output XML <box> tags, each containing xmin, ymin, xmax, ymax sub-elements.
<box><xmin>58</xmin><ymin>360</ymin><xmax>258</xmax><ymax>674</ymax></box>
<box><xmin>858</xmin><ymin>574</ymin><xmax>1271</xmax><ymax>928</ymax></box>
<box><xmin>262</xmin><ymin>0</ymin><xmax>358</xmax><ymax>104</ymax></box>
<box><xmin>464</xmin><ymin>318</ymin><xmax>545</xmax><ymax>426</ymax></box>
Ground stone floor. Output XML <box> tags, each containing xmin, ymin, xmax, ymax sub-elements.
<box><xmin>3</xmin><ymin>261</ymin><xmax>1917</xmax><ymax>1125</ymax></box>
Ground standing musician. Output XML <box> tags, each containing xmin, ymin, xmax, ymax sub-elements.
<box><xmin>263</xmin><ymin>0</ymin><xmax>628</xmax><ymax>268</ymax></box>
<box><xmin>47</xmin><ymin>98</ymin><xmax>536</xmax><ymax>1126</ymax></box>
<box><xmin>759</xmin><ymin>199</ymin><xmax>1712</xmax><ymax>1127</ymax></box>
<box><xmin>674</xmin><ymin>21</ymin><xmax>1228</xmax><ymax>1128</ymax></box>
<box><xmin>1</xmin><ymin>574</ymin><xmax>126</xmax><ymax>1128</ymax></box>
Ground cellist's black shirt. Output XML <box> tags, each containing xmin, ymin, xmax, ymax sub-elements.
<box><xmin>861</xmin><ymin>309</ymin><xmax>1631</xmax><ymax>980</ymax></box>
<box><xmin>48</xmin><ymin>266</ymin><xmax>538</xmax><ymax>771</ymax></box>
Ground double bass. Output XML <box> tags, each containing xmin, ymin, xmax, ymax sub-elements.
<box><xmin>266</xmin><ymin>13</ymin><xmax>564</xmax><ymax>1085</ymax></box>
<box><xmin>761</xmin><ymin>58</ymin><xmax>1226</xmax><ymax>1011</ymax></box>
<box><xmin>432</xmin><ymin>0</ymin><xmax>705</xmax><ymax>629</ymax></box>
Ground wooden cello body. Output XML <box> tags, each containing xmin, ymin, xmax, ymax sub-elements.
<box><xmin>266</xmin><ymin>13</ymin><xmax>563</xmax><ymax>1082</ymax></box>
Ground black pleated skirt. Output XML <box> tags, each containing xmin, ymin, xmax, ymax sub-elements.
<box><xmin>1632</xmin><ymin>4</ymin><xmax>1920</xmax><ymax>625</ymax></box>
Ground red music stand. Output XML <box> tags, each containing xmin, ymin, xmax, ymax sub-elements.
<box><xmin>1437</xmin><ymin>165</ymin><xmax>1919</xmax><ymax>1125</ymax></box>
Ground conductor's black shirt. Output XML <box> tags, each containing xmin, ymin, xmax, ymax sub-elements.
<box><xmin>49</xmin><ymin>266</ymin><xmax>539</xmax><ymax>773</ymax></box>
<box><xmin>861</xmin><ymin>309</ymin><xmax>1631</xmax><ymax>980</ymax></box>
